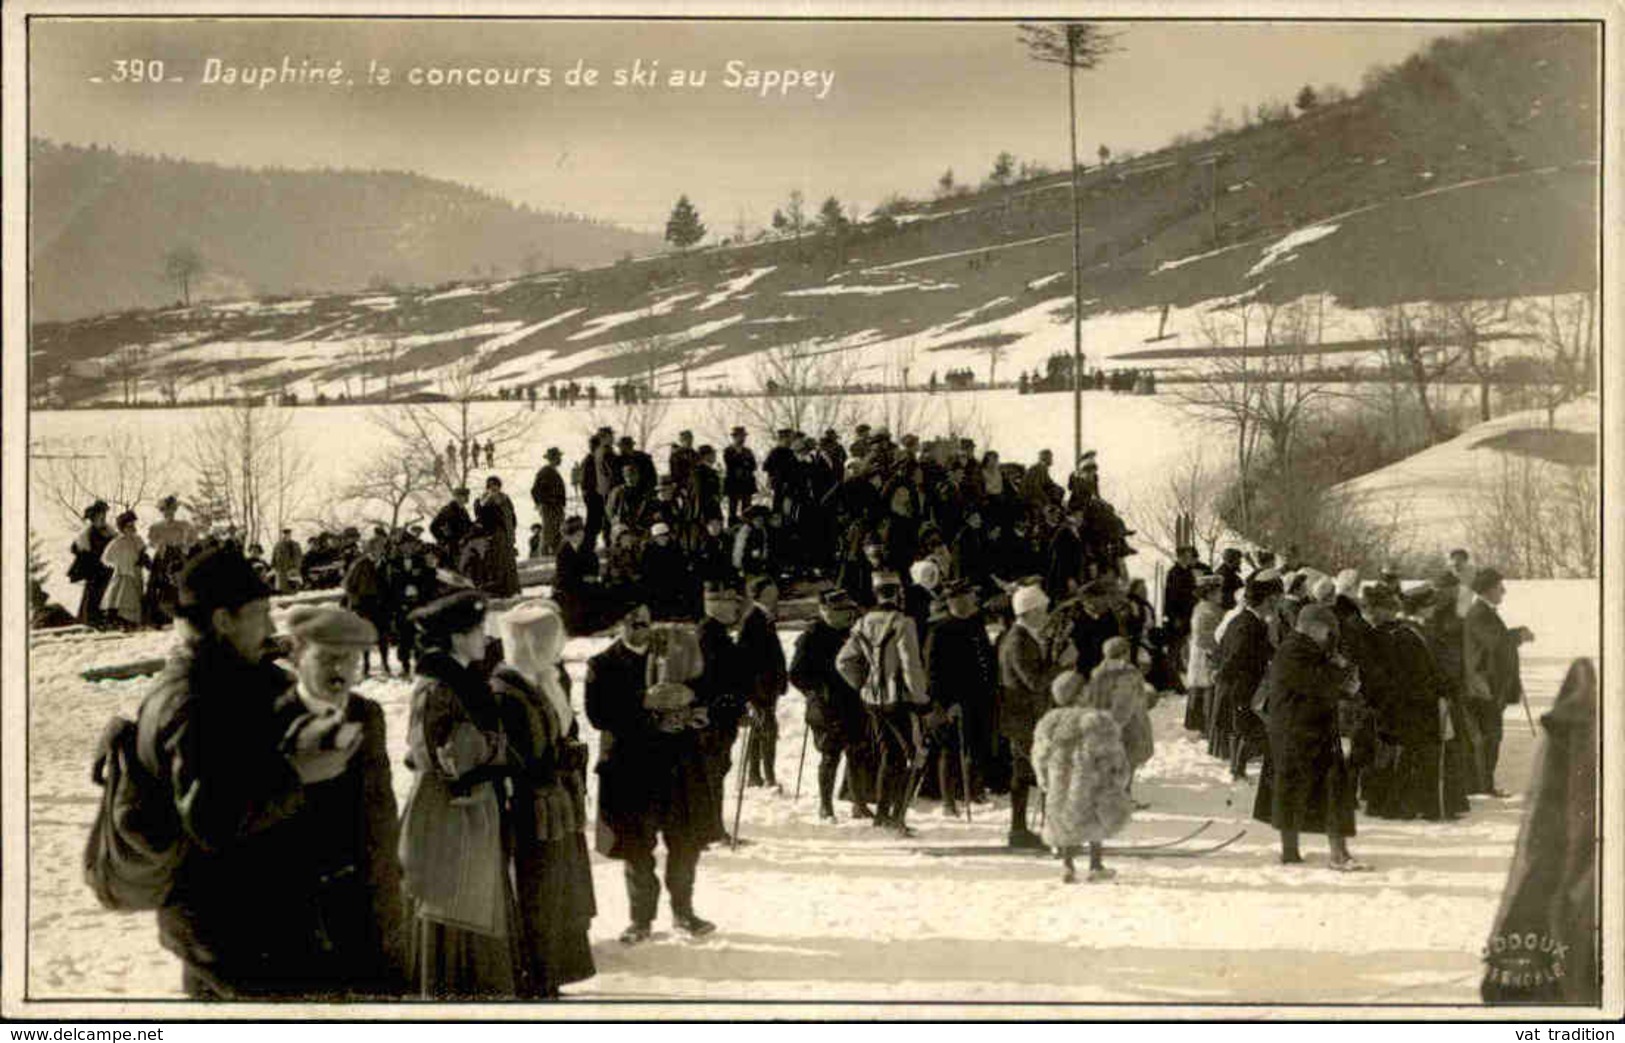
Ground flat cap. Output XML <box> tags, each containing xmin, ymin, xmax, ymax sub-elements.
<box><xmin>284</xmin><ymin>605</ymin><xmax>378</xmax><ymax>648</ymax></box>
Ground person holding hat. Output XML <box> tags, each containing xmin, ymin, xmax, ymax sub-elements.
<box><xmin>1252</xmin><ymin>602</ymin><xmax>1369</xmax><ymax>871</ymax></box>
<box><xmin>99</xmin><ymin>509</ymin><xmax>149</xmax><ymax>629</ymax></box>
<box><xmin>139</xmin><ymin>548</ymin><xmax>358</xmax><ymax>997</ymax></box>
<box><xmin>430</xmin><ymin>487</ymin><xmax>474</xmax><ymax>566</ymax></box>
<box><xmin>399</xmin><ymin>589</ymin><xmax>522</xmax><ymax>997</ymax></box>
<box><xmin>723</xmin><ymin>426</ymin><xmax>758</xmax><ymax>527</ymax></box>
<box><xmin>585</xmin><ymin>603</ymin><xmax>721</xmax><ymax>944</ymax></box>
<box><xmin>1186</xmin><ymin>574</ymin><xmax>1227</xmax><ymax>735</ymax></box>
<box><xmin>837</xmin><ymin>570</ymin><xmax>930</xmax><ymax>836</ymax></box>
<box><xmin>1213</xmin><ymin>573</ymin><xmax>1281</xmax><ymax>777</ymax></box>
<box><xmin>490</xmin><ymin>601</ymin><xmax>597</xmax><ymax>997</ymax></box>
<box><xmin>146</xmin><ymin>496</ymin><xmax>198</xmax><ymax>624</ymax></box>
<box><xmin>792</xmin><ymin>589</ymin><xmax>875</xmax><ymax>821</ymax></box>
<box><xmin>1463</xmin><ymin>567</ymin><xmax>1534</xmax><ymax>797</ymax></box>
<box><xmin>531</xmin><ymin>448</ymin><xmax>568</xmax><ymax>557</ymax></box>
<box><xmin>70</xmin><ymin>500</ymin><xmax>117</xmax><ymax>627</ymax></box>
<box><xmin>640</xmin><ymin>521</ymin><xmax>692</xmax><ymax>621</ymax></box>
<box><xmin>270</xmin><ymin>604</ymin><xmax>410</xmax><ymax>996</ymax></box>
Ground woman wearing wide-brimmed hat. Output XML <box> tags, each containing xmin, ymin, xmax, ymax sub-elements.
<box><xmin>70</xmin><ymin>500</ymin><xmax>116</xmax><ymax>626</ymax></box>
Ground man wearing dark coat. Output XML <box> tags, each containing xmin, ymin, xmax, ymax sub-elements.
<box><xmin>1331</xmin><ymin>581</ymin><xmax>1388</xmax><ymax>796</ymax></box>
<box><xmin>737</xmin><ymin>575</ymin><xmax>788</xmax><ymax>789</ymax></box>
<box><xmin>838</xmin><ymin>535</ymin><xmax>885</xmax><ymax>610</ymax></box>
<box><xmin>1163</xmin><ymin>545</ymin><xmax>1202</xmax><ymax>653</ymax></box>
<box><xmin>1252</xmin><ymin>604</ymin><xmax>1366</xmax><ymax>870</ymax></box>
<box><xmin>1216</xmin><ymin>548</ymin><xmax>1245</xmax><ymax>610</ymax></box>
<box><xmin>581</xmin><ymin>437</ymin><xmax>611</xmax><ymax>552</ymax></box>
<box><xmin>141</xmin><ymin>551</ymin><xmax>393</xmax><ymax>998</ymax></box>
<box><xmin>951</xmin><ymin>508</ymin><xmax>993</xmax><ymax>594</ymax></box>
<box><xmin>615</xmin><ymin>436</ymin><xmax>658</xmax><ymax>494</ymax></box>
<box><xmin>1463</xmin><ymin>567</ymin><xmax>1534</xmax><ymax>797</ymax></box>
<box><xmin>430</xmin><ymin>488</ymin><xmax>474</xmax><ymax>565</ymax></box>
<box><xmin>639</xmin><ymin>523</ymin><xmax>692</xmax><ymax>621</ymax></box>
<box><xmin>762</xmin><ymin>429</ymin><xmax>800</xmax><ymax>521</ymax></box>
<box><xmin>1424</xmin><ymin>573</ymin><xmax>1475</xmax><ymax>814</ymax></box>
<box><xmin>1214</xmin><ymin>575</ymin><xmax>1280</xmax><ymax>778</ymax></box>
<box><xmin>1043</xmin><ymin>506</ymin><xmax>1086</xmax><ymax>602</ymax></box>
<box><xmin>667</xmin><ymin>431</ymin><xmax>697</xmax><ymax>493</ymax></box>
<box><xmin>693</xmin><ymin>585</ymin><xmax>745</xmax><ymax>843</ymax></box>
<box><xmin>722</xmin><ymin>427</ymin><xmax>758</xmax><ymax>526</ymax></box>
<box><xmin>474</xmin><ymin>477</ymin><xmax>521</xmax><ymax>597</ymax></box>
<box><xmin>585</xmin><ymin>604</ymin><xmax>719</xmax><ymax>944</ymax></box>
<box><xmin>554</xmin><ymin>517</ymin><xmax>606</xmax><ymax>636</ymax></box>
<box><xmin>791</xmin><ymin>590</ymin><xmax>873</xmax><ymax>821</ymax></box>
<box><xmin>924</xmin><ymin>578</ymin><xmax>998</xmax><ymax>809</ymax></box>
<box><xmin>530</xmin><ymin>448</ymin><xmax>568</xmax><ymax>557</ymax></box>
<box><xmin>1069</xmin><ymin>578</ymin><xmax>1125</xmax><ymax>681</ymax></box>
<box><xmin>1372</xmin><ymin>586</ymin><xmax>1453</xmax><ymax>820</ymax></box>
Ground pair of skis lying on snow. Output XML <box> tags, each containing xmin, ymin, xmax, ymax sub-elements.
<box><xmin>913</xmin><ymin>819</ymin><xmax>1246</xmax><ymax>859</ymax></box>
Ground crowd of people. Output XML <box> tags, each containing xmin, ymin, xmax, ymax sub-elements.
<box><xmin>66</xmin><ymin>411</ymin><xmax>1538</xmax><ymax>1000</ymax></box>
<box><xmin>1161</xmin><ymin>544</ymin><xmax>1534</xmax><ymax>869</ymax></box>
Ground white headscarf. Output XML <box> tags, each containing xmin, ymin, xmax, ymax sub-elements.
<box><xmin>499</xmin><ymin>599</ymin><xmax>572</xmax><ymax>728</ymax></box>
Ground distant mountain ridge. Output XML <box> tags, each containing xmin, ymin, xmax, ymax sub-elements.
<box><xmin>28</xmin><ymin>140</ymin><xmax>664</xmax><ymax>322</ymax></box>
<box><xmin>28</xmin><ymin>25</ymin><xmax>1599</xmax><ymax>406</ymax></box>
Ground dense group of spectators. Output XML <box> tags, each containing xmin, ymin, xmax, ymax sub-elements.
<box><xmin>1160</xmin><ymin>544</ymin><xmax>1534</xmax><ymax>868</ymax></box>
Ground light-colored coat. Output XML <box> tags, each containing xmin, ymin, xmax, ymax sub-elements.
<box><xmin>1030</xmin><ymin>706</ymin><xmax>1133</xmax><ymax>847</ymax></box>
<box><xmin>1085</xmin><ymin>659</ymin><xmax>1155</xmax><ymax>770</ymax></box>
<box><xmin>836</xmin><ymin>607</ymin><xmax>928</xmax><ymax>708</ymax></box>
<box><xmin>99</xmin><ymin>531</ymin><xmax>145</xmax><ymax>624</ymax></box>
<box><xmin>1187</xmin><ymin>598</ymin><xmax>1224</xmax><ymax>688</ymax></box>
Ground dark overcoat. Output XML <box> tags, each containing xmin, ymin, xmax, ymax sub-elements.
<box><xmin>584</xmin><ymin>640</ymin><xmax>716</xmax><ymax>858</ymax></box>
<box><xmin>1252</xmin><ymin>631</ymin><xmax>1358</xmax><ymax>836</ymax></box>
<box><xmin>791</xmin><ymin>620</ymin><xmax>864</xmax><ymax>752</ymax></box>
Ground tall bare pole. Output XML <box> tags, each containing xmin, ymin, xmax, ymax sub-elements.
<box><xmin>1021</xmin><ymin>22</ymin><xmax>1119</xmax><ymax>466</ymax></box>
<box><xmin>1068</xmin><ymin>52</ymin><xmax>1084</xmax><ymax>463</ymax></box>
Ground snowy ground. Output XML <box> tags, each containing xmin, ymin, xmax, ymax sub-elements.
<box><xmin>24</xmin><ymin>580</ymin><xmax>1594</xmax><ymax>1004</ymax></box>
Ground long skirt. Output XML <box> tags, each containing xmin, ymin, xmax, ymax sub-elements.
<box><xmin>514</xmin><ymin>833</ymin><xmax>597</xmax><ymax>997</ymax></box>
<box><xmin>406</xmin><ymin>896</ymin><xmax>522</xmax><ymax>1000</ymax></box>
<box><xmin>1184</xmin><ymin>686</ymin><xmax>1210</xmax><ymax>733</ymax></box>
<box><xmin>1207</xmin><ymin>686</ymin><xmax>1236</xmax><ymax>760</ymax></box>
<box><xmin>101</xmin><ymin>572</ymin><xmax>144</xmax><ymax>626</ymax></box>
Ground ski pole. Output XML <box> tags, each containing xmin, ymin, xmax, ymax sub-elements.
<box><xmin>793</xmin><ymin>721</ymin><xmax>810</xmax><ymax>801</ymax></box>
<box><xmin>731</xmin><ymin>718</ymin><xmax>754</xmax><ymax>850</ymax></box>
<box><xmin>1520</xmin><ymin>689</ymin><xmax>1537</xmax><ymax>737</ymax></box>
<box><xmin>955</xmin><ymin>708</ymin><xmax>973</xmax><ymax>822</ymax></box>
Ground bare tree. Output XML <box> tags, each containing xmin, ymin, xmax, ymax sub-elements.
<box><xmin>103</xmin><ymin>345</ymin><xmax>150</xmax><ymax>405</ymax></box>
<box><xmin>185</xmin><ymin>402</ymin><xmax>310</xmax><ymax>548</ymax></box>
<box><xmin>1514</xmin><ymin>291</ymin><xmax>1598</xmax><ymax>428</ymax></box>
<box><xmin>31</xmin><ymin>424</ymin><xmax>177</xmax><ymax>530</ymax></box>
<box><xmin>162</xmin><ymin>245</ymin><xmax>204</xmax><ymax>306</ymax></box>
<box><xmin>341</xmin><ymin>445</ymin><xmax>440</xmax><ymax>529</ymax></box>
<box><xmin>708</xmin><ymin>339</ymin><xmax>864</xmax><ymax>440</ymax></box>
<box><xmin>1468</xmin><ymin>454</ymin><xmax>1598</xmax><ymax>578</ymax></box>
<box><xmin>376</xmin><ymin>355</ymin><xmax>536</xmax><ymax>495</ymax></box>
<box><xmin>1168</xmin><ymin>305</ymin><xmax>1267</xmax><ymax>531</ymax></box>
<box><xmin>1122</xmin><ymin>445</ymin><xmax>1232</xmax><ymax>563</ymax></box>
<box><xmin>1371</xmin><ymin>303</ymin><xmax>1464</xmax><ymax>443</ymax></box>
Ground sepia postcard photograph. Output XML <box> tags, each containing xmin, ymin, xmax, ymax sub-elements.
<box><xmin>1</xmin><ymin>0</ymin><xmax>1618</xmax><ymax>1022</ymax></box>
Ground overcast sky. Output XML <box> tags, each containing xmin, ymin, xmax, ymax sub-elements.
<box><xmin>32</xmin><ymin>18</ymin><xmax>1462</xmax><ymax>234</ymax></box>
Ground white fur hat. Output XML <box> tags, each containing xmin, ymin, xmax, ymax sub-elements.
<box><xmin>1012</xmin><ymin>585</ymin><xmax>1049</xmax><ymax>617</ymax></box>
<box><xmin>1335</xmin><ymin>568</ymin><xmax>1361</xmax><ymax>598</ymax></box>
<box><xmin>909</xmin><ymin>559</ymin><xmax>941</xmax><ymax>590</ymax></box>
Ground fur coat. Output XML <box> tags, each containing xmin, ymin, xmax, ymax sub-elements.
<box><xmin>1030</xmin><ymin>706</ymin><xmax>1133</xmax><ymax>847</ymax></box>
<box><xmin>1085</xmin><ymin>659</ymin><xmax>1156</xmax><ymax>770</ymax></box>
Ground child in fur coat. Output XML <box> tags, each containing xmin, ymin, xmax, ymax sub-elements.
<box><xmin>1085</xmin><ymin>636</ymin><xmax>1158</xmax><ymax>807</ymax></box>
<box><xmin>1031</xmin><ymin>665</ymin><xmax>1134</xmax><ymax>883</ymax></box>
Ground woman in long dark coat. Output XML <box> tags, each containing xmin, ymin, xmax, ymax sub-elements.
<box><xmin>399</xmin><ymin>590</ymin><xmax>522</xmax><ymax>998</ymax></box>
<box><xmin>71</xmin><ymin>501</ymin><xmax>116</xmax><ymax>626</ymax></box>
<box><xmin>493</xmin><ymin>600</ymin><xmax>596</xmax><ymax>997</ymax></box>
<box><xmin>1253</xmin><ymin>604</ymin><xmax>1366</xmax><ymax>870</ymax></box>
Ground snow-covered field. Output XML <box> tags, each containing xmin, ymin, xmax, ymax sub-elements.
<box><xmin>24</xmin><ymin>579</ymin><xmax>1593</xmax><ymax>1003</ymax></box>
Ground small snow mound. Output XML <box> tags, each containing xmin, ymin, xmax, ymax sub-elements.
<box><xmin>1246</xmin><ymin>224</ymin><xmax>1339</xmax><ymax>278</ymax></box>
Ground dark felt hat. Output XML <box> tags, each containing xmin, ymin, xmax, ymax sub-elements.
<box><xmin>1470</xmin><ymin>567</ymin><xmax>1504</xmax><ymax>595</ymax></box>
<box><xmin>84</xmin><ymin>500</ymin><xmax>109</xmax><ymax>520</ymax></box>
<box><xmin>562</xmin><ymin>515</ymin><xmax>585</xmax><ymax>535</ymax></box>
<box><xmin>731</xmin><ymin>426</ymin><xmax>747</xmax><ymax>437</ymax></box>
<box><xmin>177</xmin><ymin>548</ymin><xmax>272</xmax><ymax>615</ymax></box>
<box><xmin>410</xmin><ymin>589</ymin><xmax>487</xmax><ymax>641</ymax></box>
<box><xmin>115</xmin><ymin>510</ymin><xmax>138</xmax><ymax>528</ymax></box>
<box><xmin>544</xmin><ymin>447</ymin><xmax>562</xmax><ymax>461</ymax></box>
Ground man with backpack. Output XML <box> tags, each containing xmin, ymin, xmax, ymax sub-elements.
<box><xmin>836</xmin><ymin>571</ymin><xmax>929</xmax><ymax>836</ymax></box>
<box><xmin>100</xmin><ymin>548</ymin><xmax>372</xmax><ymax>998</ymax></box>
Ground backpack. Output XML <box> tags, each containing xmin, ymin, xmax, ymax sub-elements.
<box><xmin>851</xmin><ymin>615</ymin><xmax>907</xmax><ymax>707</ymax></box>
<box><xmin>83</xmin><ymin>711</ymin><xmax>184</xmax><ymax>911</ymax></box>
